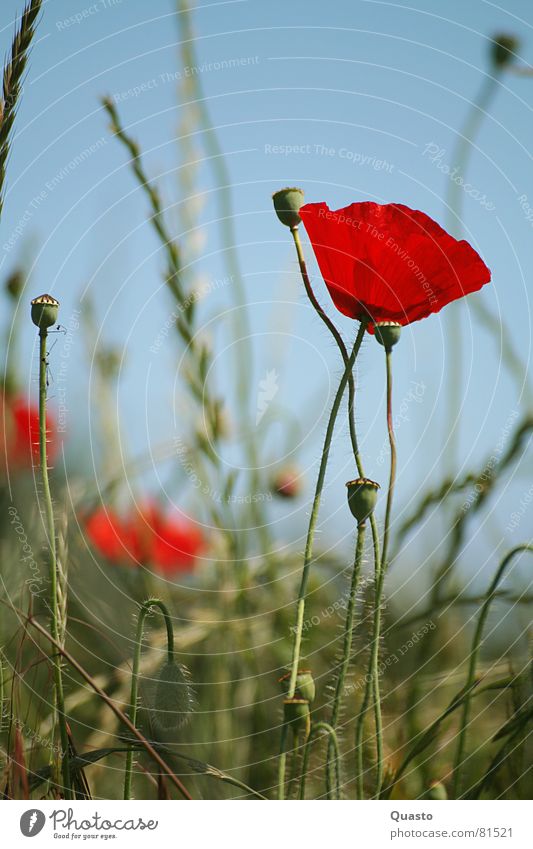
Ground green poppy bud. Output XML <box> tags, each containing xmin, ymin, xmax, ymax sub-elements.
<box><xmin>283</xmin><ymin>697</ymin><xmax>310</xmax><ymax>738</ymax></box>
<box><xmin>272</xmin><ymin>187</ymin><xmax>304</xmax><ymax>229</ymax></box>
<box><xmin>375</xmin><ymin>320</ymin><xmax>402</xmax><ymax>350</ymax></box>
<box><xmin>152</xmin><ymin>660</ymin><xmax>194</xmax><ymax>731</ymax></box>
<box><xmin>31</xmin><ymin>294</ymin><xmax>59</xmax><ymax>330</ymax></box>
<box><xmin>426</xmin><ymin>781</ymin><xmax>447</xmax><ymax>800</ymax></box>
<box><xmin>278</xmin><ymin>669</ymin><xmax>315</xmax><ymax>703</ymax></box>
<box><xmin>346</xmin><ymin>478</ymin><xmax>380</xmax><ymax>524</ymax></box>
<box><xmin>6</xmin><ymin>270</ymin><xmax>24</xmax><ymax>300</ymax></box>
<box><xmin>490</xmin><ymin>33</ymin><xmax>519</xmax><ymax>69</ymax></box>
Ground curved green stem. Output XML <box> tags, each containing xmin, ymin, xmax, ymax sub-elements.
<box><xmin>291</xmin><ymin>226</ymin><xmax>381</xmax><ymax>581</ymax></box>
<box><xmin>28</xmin><ymin>616</ymin><xmax>191</xmax><ymax>799</ymax></box>
<box><xmin>380</xmin><ymin>674</ymin><xmax>517</xmax><ymax>800</ymax></box>
<box><xmin>291</xmin><ymin>226</ymin><xmax>384</xmax><ymax>797</ymax></box>
<box><xmin>382</xmin><ymin>349</ymin><xmax>397</xmax><ymax>573</ymax></box>
<box><xmin>355</xmin><ymin>347</ymin><xmax>396</xmax><ymax>798</ymax></box>
<box><xmin>405</xmin><ymin>414</ymin><xmax>533</xmax><ymax>779</ymax></box>
<box><xmin>285</xmin><ymin>324</ymin><xmax>365</xmax><ymax>689</ymax></box>
<box><xmin>375</xmin><ymin>347</ymin><xmax>396</xmax><ymax>795</ymax></box>
<box><xmin>300</xmin><ymin>722</ymin><xmax>340</xmax><ymax>800</ymax></box>
<box><xmin>39</xmin><ymin>329</ymin><xmax>71</xmax><ymax>799</ymax></box>
<box><xmin>277</xmin><ymin>724</ymin><xmax>289</xmax><ymax>800</ymax></box>
<box><xmin>123</xmin><ymin>598</ymin><xmax>175</xmax><ymax>800</ymax></box>
<box><xmin>278</xmin><ymin>322</ymin><xmax>366</xmax><ymax>798</ymax></box>
<box><xmin>354</xmin><ymin>565</ymin><xmax>379</xmax><ymax>799</ymax></box>
<box><xmin>382</xmin><ymin>680</ymin><xmax>476</xmax><ymax>798</ymax></box>
<box><xmin>326</xmin><ymin>522</ymin><xmax>366</xmax><ymax>797</ymax></box>
<box><xmin>292</xmin><ymin>224</ymin><xmax>382</xmax><ymax>569</ymax></box>
<box><xmin>291</xmin><ymin>227</ymin><xmax>362</xmax><ymax>464</ymax></box>
<box><xmin>452</xmin><ymin>544</ymin><xmax>533</xmax><ymax>797</ymax></box>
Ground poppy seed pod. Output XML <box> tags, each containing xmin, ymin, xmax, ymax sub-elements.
<box><xmin>490</xmin><ymin>33</ymin><xmax>519</xmax><ymax>69</ymax></box>
<box><xmin>31</xmin><ymin>294</ymin><xmax>59</xmax><ymax>330</ymax></box>
<box><xmin>375</xmin><ymin>320</ymin><xmax>402</xmax><ymax>350</ymax></box>
<box><xmin>283</xmin><ymin>697</ymin><xmax>311</xmax><ymax>738</ymax></box>
<box><xmin>278</xmin><ymin>669</ymin><xmax>315</xmax><ymax>703</ymax></box>
<box><xmin>272</xmin><ymin>187</ymin><xmax>304</xmax><ymax>229</ymax></box>
<box><xmin>346</xmin><ymin>478</ymin><xmax>380</xmax><ymax>523</ymax></box>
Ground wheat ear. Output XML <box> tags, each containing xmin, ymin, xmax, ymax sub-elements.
<box><xmin>0</xmin><ymin>0</ymin><xmax>43</xmax><ymax>217</ymax></box>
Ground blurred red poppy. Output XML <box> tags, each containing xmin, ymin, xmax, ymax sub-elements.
<box><xmin>85</xmin><ymin>502</ymin><xmax>204</xmax><ymax>576</ymax></box>
<box><xmin>299</xmin><ymin>201</ymin><xmax>491</xmax><ymax>331</ymax></box>
<box><xmin>272</xmin><ymin>466</ymin><xmax>302</xmax><ymax>499</ymax></box>
<box><xmin>1</xmin><ymin>394</ymin><xmax>58</xmax><ymax>474</ymax></box>
<box><xmin>84</xmin><ymin>507</ymin><xmax>136</xmax><ymax>565</ymax></box>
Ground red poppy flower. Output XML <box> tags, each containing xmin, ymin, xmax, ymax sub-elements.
<box><xmin>299</xmin><ymin>201</ymin><xmax>491</xmax><ymax>331</ymax></box>
<box><xmin>84</xmin><ymin>502</ymin><xmax>204</xmax><ymax>576</ymax></box>
<box><xmin>127</xmin><ymin>503</ymin><xmax>204</xmax><ymax>576</ymax></box>
<box><xmin>1</xmin><ymin>394</ymin><xmax>58</xmax><ymax>473</ymax></box>
<box><xmin>84</xmin><ymin>507</ymin><xmax>136</xmax><ymax>564</ymax></box>
<box><xmin>148</xmin><ymin>510</ymin><xmax>204</xmax><ymax>576</ymax></box>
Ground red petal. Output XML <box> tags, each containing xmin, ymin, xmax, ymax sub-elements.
<box><xmin>299</xmin><ymin>201</ymin><xmax>491</xmax><ymax>329</ymax></box>
<box><xmin>85</xmin><ymin>507</ymin><xmax>136</xmax><ymax>565</ymax></box>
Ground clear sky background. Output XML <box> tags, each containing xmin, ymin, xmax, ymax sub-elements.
<box><xmin>1</xmin><ymin>0</ymin><xmax>533</xmax><ymax>624</ymax></box>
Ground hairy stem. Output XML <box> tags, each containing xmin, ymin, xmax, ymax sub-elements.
<box><xmin>291</xmin><ymin>227</ymin><xmax>362</xmax><ymax>463</ymax></box>
<box><xmin>291</xmin><ymin>226</ymin><xmax>381</xmax><ymax>576</ymax></box>
<box><xmin>382</xmin><ymin>350</ymin><xmax>397</xmax><ymax>574</ymax></box>
<box><xmin>290</xmin><ymin>226</ymin><xmax>384</xmax><ymax>797</ymax></box>
<box><xmin>39</xmin><ymin>329</ymin><xmax>71</xmax><ymax>799</ymax></box>
<box><xmin>300</xmin><ymin>722</ymin><xmax>340</xmax><ymax>800</ymax></box>
<box><xmin>278</xmin><ymin>323</ymin><xmax>366</xmax><ymax>798</ymax></box>
<box><xmin>375</xmin><ymin>348</ymin><xmax>396</xmax><ymax>795</ymax></box>
<box><xmin>355</xmin><ymin>347</ymin><xmax>396</xmax><ymax>798</ymax></box>
<box><xmin>124</xmin><ymin>598</ymin><xmax>175</xmax><ymax>800</ymax></box>
<box><xmin>28</xmin><ymin>617</ymin><xmax>191</xmax><ymax>799</ymax></box>
<box><xmin>326</xmin><ymin>522</ymin><xmax>366</xmax><ymax>797</ymax></box>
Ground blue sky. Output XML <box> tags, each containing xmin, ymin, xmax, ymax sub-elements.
<box><xmin>2</xmin><ymin>0</ymin><xmax>533</xmax><ymax>611</ymax></box>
